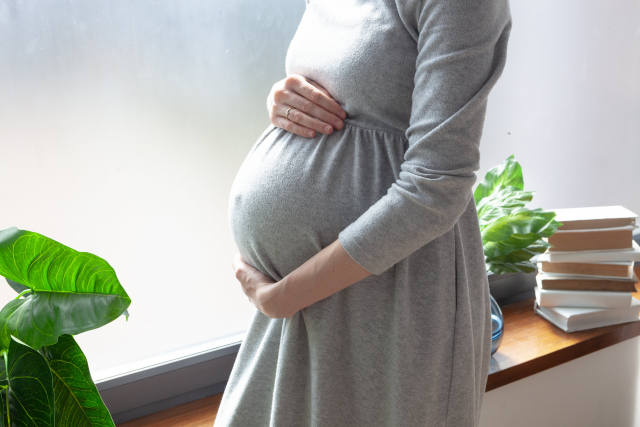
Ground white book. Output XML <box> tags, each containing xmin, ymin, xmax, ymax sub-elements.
<box><xmin>536</xmin><ymin>240</ymin><xmax>640</xmax><ymax>263</ymax></box>
<box><xmin>537</xmin><ymin>271</ymin><xmax>638</xmax><ymax>284</ymax></box>
<box><xmin>551</xmin><ymin>225</ymin><xmax>637</xmax><ymax>234</ymax></box>
<box><xmin>535</xmin><ymin>286</ymin><xmax>633</xmax><ymax>309</ymax></box>
<box><xmin>536</xmin><ymin>260</ymin><xmax>635</xmax><ymax>280</ymax></box>
<box><xmin>552</xmin><ymin>205</ymin><xmax>637</xmax><ymax>230</ymax></box>
<box><xmin>534</xmin><ymin>299</ymin><xmax>640</xmax><ymax>333</ymax></box>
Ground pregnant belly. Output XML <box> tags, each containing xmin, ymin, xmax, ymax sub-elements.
<box><xmin>229</xmin><ymin>124</ymin><xmax>407</xmax><ymax>280</ymax></box>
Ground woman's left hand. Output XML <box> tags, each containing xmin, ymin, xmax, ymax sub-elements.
<box><xmin>232</xmin><ymin>240</ymin><xmax>371</xmax><ymax>319</ymax></box>
<box><xmin>232</xmin><ymin>254</ymin><xmax>283</xmax><ymax>318</ymax></box>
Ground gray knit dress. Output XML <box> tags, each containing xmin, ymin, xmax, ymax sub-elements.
<box><xmin>216</xmin><ymin>0</ymin><xmax>511</xmax><ymax>426</ymax></box>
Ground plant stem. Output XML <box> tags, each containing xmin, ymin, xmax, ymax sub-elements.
<box><xmin>15</xmin><ymin>289</ymin><xmax>32</xmax><ymax>300</ymax></box>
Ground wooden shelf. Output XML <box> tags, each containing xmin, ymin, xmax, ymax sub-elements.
<box><xmin>486</xmin><ymin>263</ymin><xmax>640</xmax><ymax>391</ymax></box>
<box><xmin>487</xmin><ymin>296</ymin><xmax>640</xmax><ymax>391</ymax></box>
<box><xmin>119</xmin><ymin>264</ymin><xmax>640</xmax><ymax>426</ymax></box>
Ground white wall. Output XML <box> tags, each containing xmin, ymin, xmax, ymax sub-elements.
<box><xmin>479</xmin><ymin>0</ymin><xmax>640</xmax><ymax>216</ymax></box>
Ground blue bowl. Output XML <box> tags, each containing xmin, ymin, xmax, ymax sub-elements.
<box><xmin>490</xmin><ymin>294</ymin><xmax>504</xmax><ymax>355</ymax></box>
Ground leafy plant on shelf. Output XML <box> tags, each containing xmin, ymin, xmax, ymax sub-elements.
<box><xmin>0</xmin><ymin>227</ymin><xmax>131</xmax><ymax>427</ymax></box>
<box><xmin>475</xmin><ymin>155</ymin><xmax>563</xmax><ymax>275</ymax></box>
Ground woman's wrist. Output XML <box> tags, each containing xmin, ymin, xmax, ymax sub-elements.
<box><xmin>268</xmin><ymin>240</ymin><xmax>371</xmax><ymax>318</ymax></box>
<box><xmin>257</xmin><ymin>279</ymin><xmax>298</xmax><ymax>319</ymax></box>
<box><xmin>234</xmin><ymin>240</ymin><xmax>371</xmax><ymax>319</ymax></box>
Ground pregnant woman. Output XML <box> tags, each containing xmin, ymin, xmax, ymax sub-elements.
<box><xmin>216</xmin><ymin>0</ymin><xmax>511</xmax><ymax>426</ymax></box>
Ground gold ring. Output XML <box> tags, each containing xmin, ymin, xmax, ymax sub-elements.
<box><xmin>285</xmin><ymin>107</ymin><xmax>293</xmax><ymax>120</ymax></box>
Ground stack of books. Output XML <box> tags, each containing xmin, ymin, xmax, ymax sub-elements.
<box><xmin>534</xmin><ymin>206</ymin><xmax>640</xmax><ymax>332</ymax></box>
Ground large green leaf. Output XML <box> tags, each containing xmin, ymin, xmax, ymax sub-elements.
<box><xmin>0</xmin><ymin>354</ymin><xmax>5</xmax><ymax>388</ymax></box>
<box><xmin>474</xmin><ymin>155</ymin><xmax>524</xmax><ymax>205</ymax></box>
<box><xmin>0</xmin><ymin>360</ymin><xmax>6</xmax><ymax>427</ymax></box>
<box><xmin>481</xmin><ymin>208</ymin><xmax>560</xmax><ymax>244</ymax></box>
<box><xmin>0</xmin><ymin>389</ymin><xmax>7</xmax><ymax>427</ymax></box>
<box><xmin>0</xmin><ymin>228</ymin><xmax>130</xmax><ymax>350</ymax></box>
<box><xmin>477</xmin><ymin>187</ymin><xmax>534</xmax><ymax>226</ymax></box>
<box><xmin>485</xmin><ymin>239</ymin><xmax>551</xmax><ymax>264</ymax></box>
<box><xmin>486</xmin><ymin>260</ymin><xmax>537</xmax><ymax>275</ymax></box>
<box><xmin>42</xmin><ymin>335</ymin><xmax>115</xmax><ymax>427</ymax></box>
<box><xmin>483</xmin><ymin>233</ymin><xmax>544</xmax><ymax>259</ymax></box>
<box><xmin>4</xmin><ymin>338</ymin><xmax>55</xmax><ymax>427</ymax></box>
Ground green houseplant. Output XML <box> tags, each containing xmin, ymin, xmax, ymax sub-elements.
<box><xmin>0</xmin><ymin>227</ymin><xmax>131</xmax><ymax>427</ymax></box>
<box><xmin>475</xmin><ymin>155</ymin><xmax>562</xmax><ymax>275</ymax></box>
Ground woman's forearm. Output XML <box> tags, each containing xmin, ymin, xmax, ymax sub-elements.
<box><xmin>270</xmin><ymin>239</ymin><xmax>371</xmax><ymax>318</ymax></box>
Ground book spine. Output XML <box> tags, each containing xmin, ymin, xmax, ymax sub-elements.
<box><xmin>548</xmin><ymin>228</ymin><xmax>633</xmax><ymax>252</ymax></box>
<box><xmin>546</xmin><ymin>251</ymin><xmax>640</xmax><ymax>263</ymax></box>
<box><xmin>538</xmin><ymin>261</ymin><xmax>633</xmax><ymax>278</ymax></box>
<box><xmin>536</xmin><ymin>288</ymin><xmax>632</xmax><ymax>309</ymax></box>
<box><xmin>536</xmin><ymin>273</ymin><xmax>638</xmax><ymax>292</ymax></box>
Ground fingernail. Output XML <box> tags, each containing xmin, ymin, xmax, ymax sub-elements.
<box><xmin>334</xmin><ymin>121</ymin><xmax>342</xmax><ymax>129</ymax></box>
<box><xmin>308</xmin><ymin>130</ymin><xmax>314</xmax><ymax>137</ymax></box>
<box><xmin>323</xmin><ymin>125</ymin><xmax>332</xmax><ymax>133</ymax></box>
<box><xmin>340</xmin><ymin>111</ymin><xmax>347</xmax><ymax>119</ymax></box>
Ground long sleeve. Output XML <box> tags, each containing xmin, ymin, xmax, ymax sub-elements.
<box><xmin>338</xmin><ymin>0</ymin><xmax>512</xmax><ymax>275</ymax></box>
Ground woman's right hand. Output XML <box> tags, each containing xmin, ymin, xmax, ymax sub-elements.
<box><xmin>268</xmin><ymin>74</ymin><xmax>347</xmax><ymax>138</ymax></box>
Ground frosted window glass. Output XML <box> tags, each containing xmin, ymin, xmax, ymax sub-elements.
<box><xmin>0</xmin><ymin>0</ymin><xmax>305</xmax><ymax>381</ymax></box>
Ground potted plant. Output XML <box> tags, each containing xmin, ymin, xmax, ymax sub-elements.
<box><xmin>0</xmin><ymin>227</ymin><xmax>131</xmax><ymax>426</ymax></box>
<box><xmin>474</xmin><ymin>156</ymin><xmax>562</xmax><ymax>353</ymax></box>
